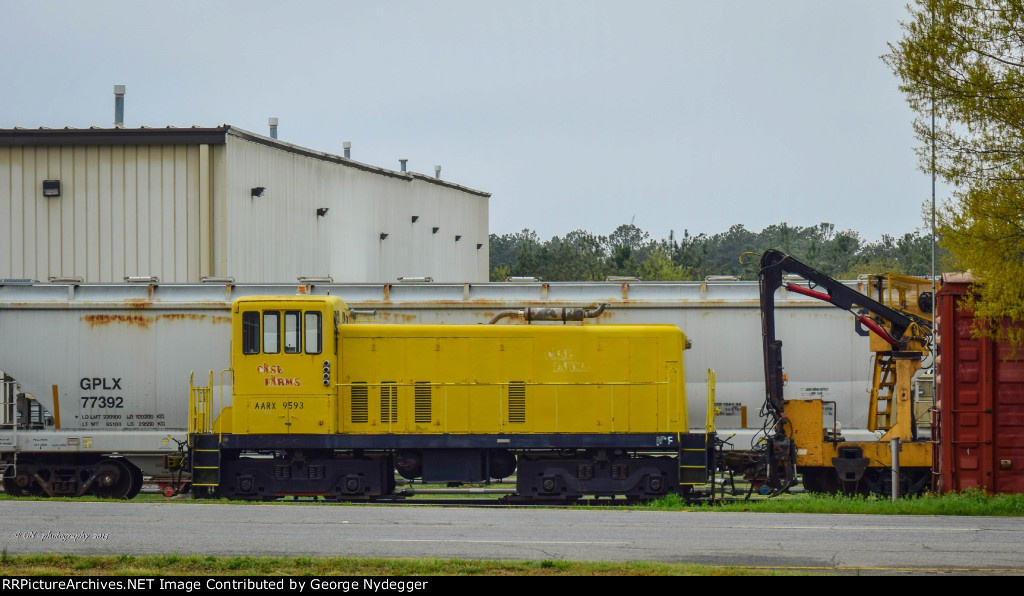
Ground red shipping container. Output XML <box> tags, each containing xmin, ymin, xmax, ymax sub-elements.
<box><xmin>935</xmin><ymin>274</ymin><xmax>1024</xmax><ymax>494</ymax></box>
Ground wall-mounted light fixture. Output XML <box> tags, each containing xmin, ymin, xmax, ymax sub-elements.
<box><xmin>251</xmin><ymin>186</ymin><xmax>266</xmax><ymax>198</ymax></box>
<box><xmin>316</xmin><ymin>208</ymin><xmax>329</xmax><ymax>217</ymax></box>
<box><xmin>455</xmin><ymin>235</ymin><xmax>462</xmax><ymax>242</ymax></box>
<box><xmin>477</xmin><ymin>243</ymin><xmax>483</xmax><ymax>250</ymax></box>
<box><xmin>432</xmin><ymin>227</ymin><xmax>439</xmax><ymax>234</ymax></box>
<box><xmin>411</xmin><ymin>215</ymin><xmax>419</xmax><ymax>223</ymax></box>
<box><xmin>380</xmin><ymin>233</ymin><xmax>389</xmax><ymax>240</ymax></box>
<box><xmin>42</xmin><ymin>180</ymin><xmax>61</xmax><ymax>197</ymax></box>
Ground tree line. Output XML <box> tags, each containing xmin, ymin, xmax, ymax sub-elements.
<box><xmin>489</xmin><ymin>222</ymin><xmax>946</xmax><ymax>282</ymax></box>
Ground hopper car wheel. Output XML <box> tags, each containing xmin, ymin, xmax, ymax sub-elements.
<box><xmin>125</xmin><ymin>462</ymin><xmax>144</xmax><ymax>499</ymax></box>
<box><xmin>91</xmin><ymin>459</ymin><xmax>142</xmax><ymax>500</ymax></box>
<box><xmin>4</xmin><ymin>461</ymin><xmax>44</xmax><ymax>497</ymax></box>
<box><xmin>3</xmin><ymin>476</ymin><xmax>25</xmax><ymax>497</ymax></box>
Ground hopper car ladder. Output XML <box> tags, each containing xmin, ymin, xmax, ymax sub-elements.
<box><xmin>0</xmin><ymin>372</ymin><xmax>16</xmax><ymax>485</ymax></box>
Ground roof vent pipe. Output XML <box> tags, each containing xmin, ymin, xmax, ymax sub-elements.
<box><xmin>435</xmin><ymin>165</ymin><xmax>441</xmax><ymax>179</ymax></box>
<box><xmin>113</xmin><ymin>84</ymin><xmax>126</xmax><ymax>128</ymax></box>
<box><xmin>343</xmin><ymin>141</ymin><xmax>351</xmax><ymax>159</ymax></box>
<box><xmin>268</xmin><ymin>117</ymin><xmax>278</xmax><ymax>139</ymax></box>
<box><xmin>399</xmin><ymin>158</ymin><xmax>407</xmax><ymax>173</ymax></box>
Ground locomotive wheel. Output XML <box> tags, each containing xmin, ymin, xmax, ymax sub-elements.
<box><xmin>91</xmin><ymin>459</ymin><xmax>140</xmax><ymax>499</ymax></box>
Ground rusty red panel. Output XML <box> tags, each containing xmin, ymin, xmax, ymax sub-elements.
<box><xmin>81</xmin><ymin>313</ymin><xmax>152</xmax><ymax>329</ymax></box>
<box><xmin>936</xmin><ymin>278</ymin><xmax>1024</xmax><ymax>494</ymax></box>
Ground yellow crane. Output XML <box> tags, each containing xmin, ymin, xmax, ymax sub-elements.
<box><xmin>758</xmin><ymin>250</ymin><xmax>933</xmax><ymax>497</ymax></box>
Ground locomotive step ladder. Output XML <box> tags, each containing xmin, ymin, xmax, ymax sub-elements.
<box><xmin>190</xmin><ymin>433</ymin><xmax>221</xmax><ymax>488</ymax></box>
<box><xmin>188</xmin><ymin>371</ymin><xmax>221</xmax><ymax>489</ymax></box>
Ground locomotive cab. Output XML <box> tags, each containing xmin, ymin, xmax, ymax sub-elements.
<box><xmin>229</xmin><ymin>295</ymin><xmax>346</xmax><ymax>435</ymax></box>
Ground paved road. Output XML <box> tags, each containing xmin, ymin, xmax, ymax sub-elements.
<box><xmin>1</xmin><ymin>501</ymin><xmax>1022</xmax><ymax>575</ymax></box>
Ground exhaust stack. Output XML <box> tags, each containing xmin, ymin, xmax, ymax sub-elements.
<box><xmin>488</xmin><ymin>303</ymin><xmax>609</xmax><ymax>324</ymax></box>
<box><xmin>114</xmin><ymin>85</ymin><xmax>125</xmax><ymax>127</ymax></box>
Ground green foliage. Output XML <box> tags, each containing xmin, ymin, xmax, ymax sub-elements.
<box><xmin>842</xmin><ymin>230</ymin><xmax>951</xmax><ymax>278</ymax></box>
<box><xmin>489</xmin><ymin>263</ymin><xmax>512</xmax><ymax>282</ymax></box>
<box><xmin>643</xmin><ymin>486</ymin><xmax>1024</xmax><ymax>516</ymax></box>
<box><xmin>488</xmin><ymin>229</ymin><xmax>541</xmax><ymax>272</ymax></box>
<box><xmin>639</xmin><ymin>247</ymin><xmax>690</xmax><ymax>281</ymax></box>
<box><xmin>490</xmin><ymin>221</ymin><xmax>940</xmax><ymax>282</ymax></box>
<box><xmin>0</xmin><ymin>552</ymin><xmax>803</xmax><ymax>576</ymax></box>
<box><xmin>885</xmin><ymin>0</ymin><xmax>1024</xmax><ymax>348</ymax></box>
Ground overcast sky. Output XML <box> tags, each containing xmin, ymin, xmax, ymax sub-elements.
<box><xmin>2</xmin><ymin>1</ymin><xmax>933</xmax><ymax>245</ymax></box>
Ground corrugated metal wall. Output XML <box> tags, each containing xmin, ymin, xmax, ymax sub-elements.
<box><xmin>1</xmin><ymin>128</ymin><xmax>489</xmax><ymax>284</ymax></box>
<box><xmin>936</xmin><ymin>279</ymin><xmax>1024</xmax><ymax>494</ymax></box>
<box><xmin>222</xmin><ymin>136</ymin><xmax>488</xmax><ymax>283</ymax></box>
<box><xmin>0</xmin><ymin>144</ymin><xmax>213</xmax><ymax>282</ymax></box>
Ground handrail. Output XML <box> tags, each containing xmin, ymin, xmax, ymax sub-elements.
<box><xmin>705</xmin><ymin>368</ymin><xmax>717</xmax><ymax>435</ymax></box>
<box><xmin>188</xmin><ymin>370</ymin><xmax>214</xmax><ymax>434</ymax></box>
<box><xmin>217</xmin><ymin>368</ymin><xmax>230</xmax><ymax>438</ymax></box>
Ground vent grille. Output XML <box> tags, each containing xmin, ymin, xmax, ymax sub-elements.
<box><xmin>381</xmin><ymin>382</ymin><xmax>397</xmax><ymax>423</ymax></box>
<box><xmin>414</xmin><ymin>382</ymin><xmax>432</xmax><ymax>423</ymax></box>
<box><xmin>508</xmin><ymin>381</ymin><xmax>526</xmax><ymax>423</ymax></box>
<box><xmin>351</xmin><ymin>382</ymin><xmax>368</xmax><ymax>423</ymax></box>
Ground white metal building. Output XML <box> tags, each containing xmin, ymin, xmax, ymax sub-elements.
<box><xmin>0</xmin><ymin>125</ymin><xmax>490</xmax><ymax>283</ymax></box>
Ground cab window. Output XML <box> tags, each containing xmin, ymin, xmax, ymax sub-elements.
<box><xmin>242</xmin><ymin>312</ymin><xmax>260</xmax><ymax>354</ymax></box>
<box><xmin>284</xmin><ymin>311</ymin><xmax>301</xmax><ymax>354</ymax></box>
<box><xmin>304</xmin><ymin>312</ymin><xmax>322</xmax><ymax>354</ymax></box>
<box><xmin>242</xmin><ymin>308</ymin><xmax>321</xmax><ymax>355</ymax></box>
<box><xmin>263</xmin><ymin>312</ymin><xmax>280</xmax><ymax>354</ymax></box>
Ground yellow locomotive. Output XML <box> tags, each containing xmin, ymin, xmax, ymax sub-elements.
<box><xmin>187</xmin><ymin>295</ymin><xmax>712</xmax><ymax>502</ymax></box>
